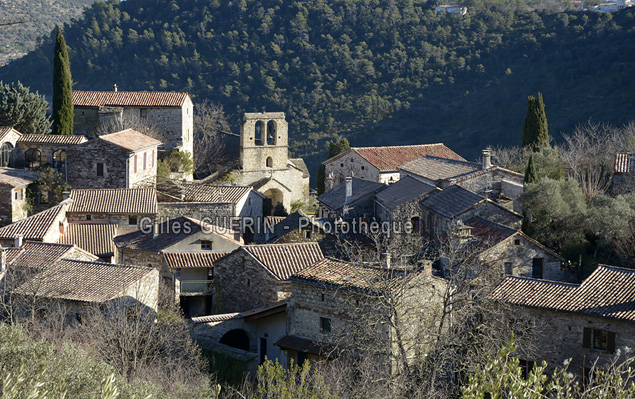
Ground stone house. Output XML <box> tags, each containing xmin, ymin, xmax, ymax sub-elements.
<box><xmin>67</xmin><ymin>188</ymin><xmax>158</xmax><ymax>234</ymax></box>
<box><xmin>323</xmin><ymin>143</ymin><xmax>465</xmax><ymax>190</ymax></box>
<box><xmin>0</xmin><ymin>168</ymin><xmax>35</xmax><ymax>227</ymax></box>
<box><xmin>489</xmin><ymin>264</ymin><xmax>635</xmax><ymax>379</ymax></box>
<box><xmin>440</xmin><ymin>217</ymin><xmax>568</xmax><ymax>282</ymax></box>
<box><xmin>190</xmin><ymin>301</ymin><xmax>288</xmax><ymax>371</ymax></box>
<box><xmin>612</xmin><ymin>153</ymin><xmax>635</xmax><ymax>195</ymax></box>
<box><xmin>66</xmin><ymin>129</ymin><xmax>161</xmax><ymax>190</ymax></box>
<box><xmin>114</xmin><ymin>216</ymin><xmax>242</xmax><ymax>278</ymax></box>
<box><xmin>72</xmin><ymin>88</ymin><xmax>193</xmax><ymax>157</ymax></box>
<box><xmin>374</xmin><ymin>175</ymin><xmax>437</xmax><ymax>236</ymax></box>
<box><xmin>264</xmin><ymin>210</ymin><xmax>340</xmax><ymax>257</ymax></box>
<box><xmin>0</xmin><ymin>200</ymin><xmax>72</xmax><ymax>247</ymax></box>
<box><xmin>163</xmin><ymin>250</ymin><xmax>231</xmax><ymax>317</ymax></box>
<box><xmin>421</xmin><ymin>184</ymin><xmax>523</xmax><ymax>239</ymax></box>
<box><xmin>227</xmin><ymin>112</ymin><xmax>310</xmax><ymax>212</ymax></box>
<box><xmin>279</xmin><ymin>258</ymin><xmax>446</xmax><ymax>372</ymax></box>
<box><xmin>317</xmin><ymin>177</ymin><xmax>386</xmax><ymax>219</ymax></box>
<box><xmin>0</xmin><ymin>126</ymin><xmax>22</xmax><ymax>167</ymax></box>
<box><xmin>399</xmin><ymin>150</ymin><xmax>524</xmax><ymax>211</ymax></box>
<box><xmin>15</xmin><ymin>134</ymin><xmax>87</xmax><ymax>171</ymax></box>
<box><xmin>213</xmin><ymin>242</ymin><xmax>324</xmax><ymax>313</ymax></box>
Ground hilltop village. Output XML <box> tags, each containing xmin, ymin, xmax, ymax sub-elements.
<box><xmin>2</xmin><ymin>86</ymin><xmax>635</xmax><ymax>395</ymax></box>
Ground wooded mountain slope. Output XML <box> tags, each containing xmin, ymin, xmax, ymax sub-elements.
<box><xmin>0</xmin><ymin>0</ymin><xmax>94</xmax><ymax>66</ymax></box>
<box><xmin>2</xmin><ymin>0</ymin><xmax>635</xmax><ymax>173</ymax></box>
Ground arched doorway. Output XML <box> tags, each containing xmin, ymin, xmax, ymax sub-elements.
<box><xmin>219</xmin><ymin>329</ymin><xmax>250</xmax><ymax>351</ymax></box>
<box><xmin>53</xmin><ymin>150</ymin><xmax>66</xmax><ymax>172</ymax></box>
<box><xmin>0</xmin><ymin>142</ymin><xmax>13</xmax><ymax>167</ymax></box>
<box><xmin>25</xmin><ymin>148</ymin><xmax>42</xmax><ymax>169</ymax></box>
<box><xmin>263</xmin><ymin>188</ymin><xmax>285</xmax><ymax>216</ymax></box>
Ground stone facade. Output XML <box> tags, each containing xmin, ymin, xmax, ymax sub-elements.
<box><xmin>0</xmin><ymin>182</ymin><xmax>30</xmax><ymax>227</ymax></box>
<box><xmin>157</xmin><ymin>203</ymin><xmax>234</xmax><ymax>229</ymax></box>
<box><xmin>323</xmin><ymin>151</ymin><xmax>381</xmax><ymax>188</ymax></box>
<box><xmin>66</xmin><ymin>213</ymin><xmax>154</xmax><ymax>235</ymax></box>
<box><xmin>231</xmin><ymin>112</ymin><xmax>310</xmax><ymax>212</ymax></box>
<box><xmin>67</xmin><ymin>137</ymin><xmax>158</xmax><ymax>190</ymax></box>
<box><xmin>15</xmin><ymin>141</ymin><xmax>85</xmax><ymax>171</ymax></box>
<box><xmin>272</xmin><ymin>228</ymin><xmax>340</xmax><ymax>258</ymax></box>
<box><xmin>479</xmin><ymin>233</ymin><xmax>567</xmax><ymax>282</ymax></box>
<box><xmin>612</xmin><ymin>173</ymin><xmax>635</xmax><ymax>195</ymax></box>
<box><xmin>503</xmin><ymin>306</ymin><xmax>635</xmax><ymax>378</ymax></box>
<box><xmin>213</xmin><ymin>249</ymin><xmax>291</xmax><ymax>313</ymax></box>
<box><xmin>0</xmin><ymin>128</ymin><xmax>22</xmax><ymax>167</ymax></box>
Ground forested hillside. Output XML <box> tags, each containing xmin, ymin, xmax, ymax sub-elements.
<box><xmin>0</xmin><ymin>0</ymin><xmax>94</xmax><ymax>66</ymax></box>
<box><xmin>2</xmin><ymin>0</ymin><xmax>635</xmax><ymax>173</ymax></box>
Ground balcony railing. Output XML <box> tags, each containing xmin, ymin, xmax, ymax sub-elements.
<box><xmin>180</xmin><ymin>280</ymin><xmax>213</xmax><ymax>295</ymax></box>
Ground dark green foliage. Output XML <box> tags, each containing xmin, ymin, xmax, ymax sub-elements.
<box><xmin>317</xmin><ymin>138</ymin><xmax>351</xmax><ymax>195</ymax></box>
<box><xmin>0</xmin><ymin>81</ymin><xmax>51</xmax><ymax>134</ymax></box>
<box><xmin>36</xmin><ymin>166</ymin><xmax>71</xmax><ymax>206</ymax></box>
<box><xmin>52</xmin><ymin>26</ymin><xmax>73</xmax><ymax>135</ymax></box>
<box><xmin>5</xmin><ymin>2</ymin><xmax>635</xmax><ymax>172</ymax></box>
<box><xmin>524</xmin><ymin>153</ymin><xmax>537</xmax><ymax>184</ymax></box>
<box><xmin>522</xmin><ymin>93</ymin><xmax>549</xmax><ymax>151</ymax></box>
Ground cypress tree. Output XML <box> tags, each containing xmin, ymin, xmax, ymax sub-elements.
<box><xmin>524</xmin><ymin>153</ymin><xmax>538</xmax><ymax>184</ymax></box>
<box><xmin>52</xmin><ymin>26</ymin><xmax>74</xmax><ymax>135</ymax></box>
<box><xmin>521</xmin><ymin>93</ymin><xmax>549</xmax><ymax>151</ymax></box>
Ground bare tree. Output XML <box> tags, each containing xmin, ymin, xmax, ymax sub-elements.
<box><xmin>490</xmin><ymin>145</ymin><xmax>531</xmax><ymax>173</ymax></box>
<box><xmin>194</xmin><ymin>100</ymin><xmax>230</xmax><ymax>177</ymax></box>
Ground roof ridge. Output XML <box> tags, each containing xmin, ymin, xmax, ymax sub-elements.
<box><xmin>501</xmin><ymin>275</ymin><xmax>579</xmax><ymax>287</ymax></box>
<box><xmin>244</xmin><ymin>241</ymin><xmax>320</xmax><ymax>248</ymax></box>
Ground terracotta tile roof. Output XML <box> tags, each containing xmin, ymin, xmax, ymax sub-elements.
<box><xmin>73</xmin><ymin>90</ymin><xmax>189</xmax><ymax>107</ymax></box>
<box><xmin>163</xmin><ymin>250</ymin><xmax>230</xmax><ymax>268</ymax></box>
<box><xmin>191</xmin><ymin>313</ymin><xmax>241</xmax><ymax>323</ymax></box>
<box><xmin>8</xmin><ymin>241</ymin><xmax>75</xmax><ymax>269</ymax></box>
<box><xmin>17</xmin><ymin>134</ymin><xmax>87</xmax><ymax>145</ymax></box>
<box><xmin>98</xmin><ymin>129</ymin><xmax>162</xmax><ymax>152</ymax></box>
<box><xmin>191</xmin><ymin>301</ymin><xmax>287</xmax><ymax>324</ymax></box>
<box><xmin>57</xmin><ymin>223</ymin><xmax>118</xmax><ymax>258</ymax></box>
<box><xmin>0</xmin><ymin>202</ymin><xmax>69</xmax><ymax>240</ymax></box>
<box><xmin>242</xmin><ymin>242</ymin><xmax>324</xmax><ymax>280</ymax></box>
<box><xmin>178</xmin><ymin>183</ymin><xmax>252</xmax><ymax>204</ymax></box>
<box><xmin>421</xmin><ymin>185</ymin><xmax>484</xmax><ymax>219</ymax></box>
<box><xmin>0</xmin><ymin>168</ymin><xmax>35</xmax><ymax>187</ymax></box>
<box><xmin>14</xmin><ymin>259</ymin><xmax>155</xmax><ymax>303</ymax></box>
<box><xmin>375</xmin><ymin>175</ymin><xmax>436</xmax><ymax>210</ymax></box>
<box><xmin>490</xmin><ymin>265</ymin><xmax>635</xmax><ymax>322</ymax></box>
<box><xmin>465</xmin><ymin>217</ymin><xmax>516</xmax><ymax>247</ymax></box>
<box><xmin>274</xmin><ymin>335</ymin><xmax>339</xmax><ymax>356</ymax></box>
<box><xmin>400</xmin><ymin>156</ymin><xmax>481</xmax><ymax>182</ymax></box>
<box><xmin>0</xmin><ymin>126</ymin><xmax>21</xmax><ymax>142</ymax></box>
<box><xmin>615</xmin><ymin>153</ymin><xmax>635</xmax><ymax>173</ymax></box>
<box><xmin>68</xmin><ymin>188</ymin><xmax>157</xmax><ymax>214</ymax></box>
<box><xmin>318</xmin><ymin>177</ymin><xmax>386</xmax><ymax>211</ymax></box>
<box><xmin>327</xmin><ymin>144</ymin><xmax>466</xmax><ymax>172</ymax></box>
<box><xmin>114</xmin><ymin>217</ymin><xmax>240</xmax><ymax>252</ymax></box>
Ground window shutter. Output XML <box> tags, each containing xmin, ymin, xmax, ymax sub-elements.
<box><xmin>607</xmin><ymin>331</ymin><xmax>616</xmax><ymax>354</ymax></box>
<box><xmin>582</xmin><ymin>327</ymin><xmax>591</xmax><ymax>348</ymax></box>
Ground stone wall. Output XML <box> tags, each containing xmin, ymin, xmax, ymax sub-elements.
<box><xmin>127</xmin><ymin>148</ymin><xmax>157</xmax><ymax>189</ymax></box>
<box><xmin>240</xmin><ymin>112</ymin><xmax>289</xmax><ymax>171</ymax></box>
<box><xmin>612</xmin><ymin>173</ymin><xmax>635</xmax><ymax>195</ymax></box>
<box><xmin>324</xmin><ymin>152</ymin><xmax>380</xmax><ymax>191</ymax></box>
<box><xmin>157</xmin><ymin>203</ymin><xmax>233</xmax><ymax>229</ymax></box>
<box><xmin>0</xmin><ymin>184</ymin><xmax>29</xmax><ymax>227</ymax></box>
<box><xmin>67</xmin><ymin>212</ymin><xmax>155</xmax><ymax>234</ymax></box>
<box><xmin>479</xmin><ymin>233</ymin><xmax>567</xmax><ymax>282</ymax></box>
<box><xmin>67</xmin><ymin>140</ymin><xmax>130</xmax><ymax>189</ymax></box>
<box><xmin>505</xmin><ymin>306</ymin><xmax>635</xmax><ymax>378</ymax></box>
<box><xmin>122</xmin><ymin>268</ymin><xmax>160</xmax><ymax>313</ymax></box>
<box><xmin>214</xmin><ymin>250</ymin><xmax>289</xmax><ymax>313</ymax></box>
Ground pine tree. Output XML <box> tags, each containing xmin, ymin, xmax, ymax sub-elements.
<box><xmin>52</xmin><ymin>26</ymin><xmax>74</xmax><ymax>135</ymax></box>
<box><xmin>521</xmin><ymin>93</ymin><xmax>549</xmax><ymax>151</ymax></box>
<box><xmin>524</xmin><ymin>153</ymin><xmax>538</xmax><ymax>184</ymax></box>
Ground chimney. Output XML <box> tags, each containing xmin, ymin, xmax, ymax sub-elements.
<box><xmin>345</xmin><ymin>176</ymin><xmax>353</xmax><ymax>204</ymax></box>
<box><xmin>0</xmin><ymin>247</ymin><xmax>6</xmax><ymax>271</ymax></box>
<box><xmin>112</xmin><ymin>83</ymin><xmax>118</xmax><ymax>92</ymax></box>
<box><xmin>482</xmin><ymin>148</ymin><xmax>492</xmax><ymax>169</ymax></box>
<box><xmin>14</xmin><ymin>235</ymin><xmax>22</xmax><ymax>248</ymax></box>
<box><xmin>385</xmin><ymin>253</ymin><xmax>391</xmax><ymax>269</ymax></box>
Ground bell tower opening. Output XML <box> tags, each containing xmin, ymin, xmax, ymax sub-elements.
<box><xmin>240</xmin><ymin>112</ymin><xmax>289</xmax><ymax>172</ymax></box>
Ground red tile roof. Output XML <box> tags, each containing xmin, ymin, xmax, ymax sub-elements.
<box><xmin>242</xmin><ymin>242</ymin><xmax>324</xmax><ymax>280</ymax></box>
<box><xmin>68</xmin><ymin>188</ymin><xmax>157</xmax><ymax>214</ymax></box>
<box><xmin>0</xmin><ymin>202</ymin><xmax>69</xmax><ymax>240</ymax></box>
<box><xmin>327</xmin><ymin>144</ymin><xmax>466</xmax><ymax>172</ymax></box>
<box><xmin>163</xmin><ymin>250</ymin><xmax>230</xmax><ymax>269</ymax></box>
<box><xmin>17</xmin><ymin>134</ymin><xmax>87</xmax><ymax>145</ymax></box>
<box><xmin>98</xmin><ymin>129</ymin><xmax>162</xmax><ymax>152</ymax></box>
<box><xmin>0</xmin><ymin>168</ymin><xmax>35</xmax><ymax>187</ymax></box>
<box><xmin>490</xmin><ymin>265</ymin><xmax>635</xmax><ymax>322</ymax></box>
<box><xmin>57</xmin><ymin>223</ymin><xmax>118</xmax><ymax>258</ymax></box>
<box><xmin>14</xmin><ymin>259</ymin><xmax>156</xmax><ymax>303</ymax></box>
<box><xmin>8</xmin><ymin>241</ymin><xmax>76</xmax><ymax>269</ymax></box>
<box><xmin>178</xmin><ymin>184</ymin><xmax>252</xmax><ymax>204</ymax></box>
<box><xmin>615</xmin><ymin>153</ymin><xmax>635</xmax><ymax>173</ymax></box>
<box><xmin>73</xmin><ymin>90</ymin><xmax>190</xmax><ymax>107</ymax></box>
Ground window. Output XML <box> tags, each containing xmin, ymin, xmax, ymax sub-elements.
<box><xmin>532</xmin><ymin>258</ymin><xmax>543</xmax><ymax>279</ymax></box>
<box><xmin>201</xmin><ymin>240</ymin><xmax>212</xmax><ymax>250</ymax></box>
<box><xmin>25</xmin><ymin>148</ymin><xmax>42</xmax><ymax>168</ymax></box>
<box><xmin>304</xmin><ymin>230</ymin><xmax>312</xmax><ymax>239</ymax></box>
<box><xmin>320</xmin><ymin>317</ymin><xmax>332</xmax><ymax>333</ymax></box>
<box><xmin>207</xmin><ymin>268</ymin><xmax>214</xmax><ymax>280</ymax></box>
<box><xmin>134</xmin><ymin>155</ymin><xmax>138</xmax><ymax>173</ymax></box>
<box><xmin>14</xmin><ymin>191</ymin><xmax>17</xmax><ymax>200</ymax></box>
<box><xmin>53</xmin><ymin>150</ymin><xmax>65</xmax><ymax>171</ymax></box>
<box><xmin>266</xmin><ymin>157</ymin><xmax>273</xmax><ymax>168</ymax></box>
<box><xmin>297</xmin><ymin>352</ymin><xmax>308</xmax><ymax>367</ymax></box>
<box><xmin>143</xmin><ymin>152</ymin><xmax>147</xmax><ymax>170</ymax></box>
<box><xmin>504</xmin><ymin>262</ymin><xmax>512</xmax><ymax>276</ymax></box>
<box><xmin>266</xmin><ymin>120</ymin><xmax>276</xmax><ymax>145</ymax></box>
<box><xmin>151</xmin><ymin>150</ymin><xmax>154</xmax><ymax>167</ymax></box>
<box><xmin>96</xmin><ymin>162</ymin><xmax>104</xmax><ymax>177</ymax></box>
<box><xmin>514</xmin><ymin>239</ymin><xmax>521</xmax><ymax>245</ymax></box>
<box><xmin>321</xmin><ymin>293</ymin><xmax>325</xmax><ymax>302</ymax></box>
<box><xmin>140</xmin><ymin>108</ymin><xmax>148</xmax><ymax>118</ymax></box>
<box><xmin>129</xmin><ymin>216</ymin><xmax>138</xmax><ymax>226</ymax></box>
<box><xmin>0</xmin><ymin>142</ymin><xmax>13</xmax><ymax>167</ymax></box>
<box><xmin>86</xmin><ymin>215</ymin><xmax>92</xmax><ymax>221</ymax></box>
<box><xmin>583</xmin><ymin>328</ymin><xmax>615</xmax><ymax>353</ymax></box>
<box><xmin>411</xmin><ymin>217</ymin><xmax>420</xmax><ymax>233</ymax></box>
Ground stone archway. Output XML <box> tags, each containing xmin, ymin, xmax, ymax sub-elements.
<box><xmin>263</xmin><ymin>188</ymin><xmax>285</xmax><ymax>216</ymax></box>
<box><xmin>219</xmin><ymin>329</ymin><xmax>250</xmax><ymax>351</ymax></box>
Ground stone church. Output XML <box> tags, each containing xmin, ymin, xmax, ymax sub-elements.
<box><xmin>230</xmin><ymin>112</ymin><xmax>309</xmax><ymax>212</ymax></box>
